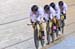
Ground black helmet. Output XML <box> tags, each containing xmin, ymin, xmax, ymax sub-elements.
<box><xmin>44</xmin><ymin>5</ymin><xmax>50</xmax><ymax>11</ymax></box>
<box><xmin>50</xmin><ymin>2</ymin><xmax>55</xmax><ymax>9</ymax></box>
<box><xmin>58</xmin><ymin>1</ymin><xmax>63</xmax><ymax>6</ymax></box>
<box><xmin>31</xmin><ymin>5</ymin><xmax>38</xmax><ymax>12</ymax></box>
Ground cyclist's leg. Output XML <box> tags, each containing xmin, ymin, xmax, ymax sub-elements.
<box><xmin>39</xmin><ymin>23</ymin><xmax>45</xmax><ymax>40</ymax></box>
<box><xmin>50</xmin><ymin>20</ymin><xmax>54</xmax><ymax>42</ymax></box>
<box><xmin>39</xmin><ymin>23</ymin><xmax>45</xmax><ymax>46</ymax></box>
<box><xmin>46</xmin><ymin>22</ymin><xmax>50</xmax><ymax>44</ymax></box>
<box><xmin>63</xmin><ymin>14</ymin><xmax>66</xmax><ymax>26</ymax></box>
<box><xmin>57</xmin><ymin>19</ymin><xmax>63</xmax><ymax>36</ymax></box>
<box><xmin>50</xmin><ymin>31</ymin><xmax>54</xmax><ymax>43</ymax></box>
<box><xmin>63</xmin><ymin>13</ymin><xmax>66</xmax><ymax>20</ymax></box>
<box><xmin>57</xmin><ymin>20</ymin><xmax>61</xmax><ymax>31</ymax></box>
<box><xmin>49</xmin><ymin>20</ymin><xmax>53</xmax><ymax>28</ymax></box>
<box><xmin>55</xmin><ymin>19</ymin><xmax>60</xmax><ymax>37</ymax></box>
<box><xmin>63</xmin><ymin>13</ymin><xmax>66</xmax><ymax>24</ymax></box>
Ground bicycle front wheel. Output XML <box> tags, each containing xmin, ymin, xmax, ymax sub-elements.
<box><xmin>34</xmin><ymin>28</ymin><xmax>39</xmax><ymax>49</ymax></box>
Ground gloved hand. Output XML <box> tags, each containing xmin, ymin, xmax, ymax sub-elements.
<box><xmin>61</xmin><ymin>12</ymin><xmax>66</xmax><ymax>20</ymax></box>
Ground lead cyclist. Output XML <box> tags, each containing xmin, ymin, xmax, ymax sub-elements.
<box><xmin>30</xmin><ymin>5</ymin><xmax>45</xmax><ymax>41</ymax></box>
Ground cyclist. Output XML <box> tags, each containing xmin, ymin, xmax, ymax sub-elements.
<box><xmin>30</xmin><ymin>5</ymin><xmax>45</xmax><ymax>40</ymax></box>
<box><xmin>56</xmin><ymin>1</ymin><xmax>68</xmax><ymax>34</ymax></box>
<box><xmin>50</xmin><ymin>2</ymin><xmax>61</xmax><ymax>36</ymax></box>
<box><xmin>57</xmin><ymin>1</ymin><xmax>68</xmax><ymax>20</ymax></box>
<box><xmin>43</xmin><ymin>5</ymin><xmax>56</xmax><ymax>44</ymax></box>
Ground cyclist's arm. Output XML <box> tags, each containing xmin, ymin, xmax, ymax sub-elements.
<box><xmin>50</xmin><ymin>7</ymin><xmax>56</xmax><ymax>20</ymax></box>
<box><xmin>30</xmin><ymin>11</ymin><xmax>36</xmax><ymax>23</ymax></box>
<box><xmin>63</xmin><ymin>3</ymin><xmax>68</xmax><ymax>14</ymax></box>
<box><xmin>36</xmin><ymin>8</ymin><xmax>44</xmax><ymax>23</ymax></box>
